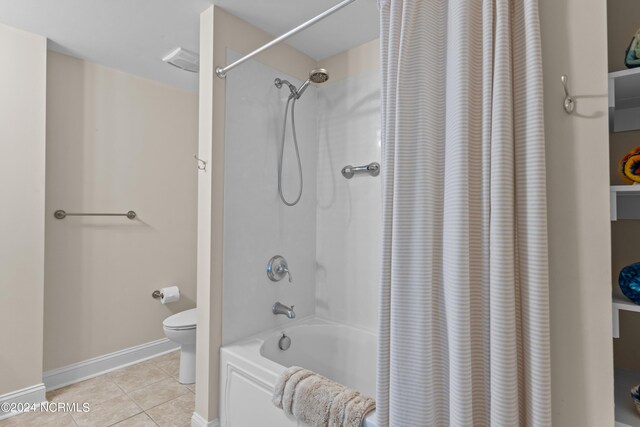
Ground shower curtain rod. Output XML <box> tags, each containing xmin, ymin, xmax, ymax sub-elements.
<box><xmin>215</xmin><ymin>0</ymin><xmax>357</xmax><ymax>79</ymax></box>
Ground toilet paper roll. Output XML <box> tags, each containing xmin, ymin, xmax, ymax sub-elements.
<box><xmin>160</xmin><ymin>286</ymin><xmax>180</xmax><ymax>304</ymax></box>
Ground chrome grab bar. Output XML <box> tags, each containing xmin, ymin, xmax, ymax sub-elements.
<box><xmin>54</xmin><ymin>210</ymin><xmax>137</xmax><ymax>220</ymax></box>
<box><xmin>341</xmin><ymin>162</ymin><xmax>380</xmax><ymax>179</ymax></box>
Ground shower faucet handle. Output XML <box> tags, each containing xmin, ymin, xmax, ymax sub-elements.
<box><xmin>280</xmin><ymin>265</ymin><xmax>292</xmax><ymax>283</ymax></box>
<box><xmin>267</xmin><ymin>255</ymin><xmax>292</xmax><ymax>283</ymax></box>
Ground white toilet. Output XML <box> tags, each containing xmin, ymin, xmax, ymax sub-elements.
<box><xmin>162</xmin><ymin>308</ymin><xmax>196</xmax><ymax>384</ymax></box>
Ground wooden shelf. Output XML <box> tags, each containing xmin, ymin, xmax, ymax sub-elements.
<box><xmin>609</xmin><ymin>68</ymin><xmax>640</xmax><ymax>132</ymax></box>
<box><xmin>611</xmin><ymin>185</ymin><xmax>640</xmax><ymax>221</ymax></box>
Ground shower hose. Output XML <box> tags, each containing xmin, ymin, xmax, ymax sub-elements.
<box><xmin>278</xmin><ymin>94</ymin><xmax>303</xmax><ymax>207</ymax></box>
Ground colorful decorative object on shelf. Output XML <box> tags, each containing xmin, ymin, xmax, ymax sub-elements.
<box><xmin>626</xmin><ymin>29</ymin><xmax>640</xmax><ymax>68</ymax></box>
<box><xmin>619</xmin><ymin>262</ymin><xmax>640</xmax><ymax>304</ymax></box>
<box><xmin>619</xmin><ymin>147</ymin><xmax>640</xmax><ymax>184</ymax></box>
<box><xmin>631</xmin><ymin>384</ymin><xmax>640</xmax><ymax>415</ymax></box>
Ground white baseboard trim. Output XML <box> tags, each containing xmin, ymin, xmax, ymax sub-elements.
<box><xmin>0</xmin><ymin>383</ymin><xmax>46</xmax><ymax>421</ymax></box>
<box><xmin>191</xmin><ymin>412</ymin><xmax>219</xmax><ymax>427</ymax></box>
<box><xmin>43</xmin><ymin>338</ymin><xmax>179</xmax><ymax>391</ymax></box>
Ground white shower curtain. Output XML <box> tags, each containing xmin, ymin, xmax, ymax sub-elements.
<box><xmin>376</xmin><ymin>1</ymin><xmax>550</xmax><ymax>426</ymax></box>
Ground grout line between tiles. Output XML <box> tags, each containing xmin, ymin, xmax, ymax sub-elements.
<box><xmin>112</xmin><ymin>380</ymin><xmax>129</xmax><ymax>396</ymax></box>
<box><xmin>136</xmin><ymin>386</ymin><xmax>192</xmax><ymax>413</ymax></box>
<box><xmin>120</xmin><ymin>374</ymin><xmax>173</xmax><ymax>395</ymax></box>
<box><xmin>106</xmin><ymin>411</ymin><xmax>155</xmax><ymax>427</ymax></box>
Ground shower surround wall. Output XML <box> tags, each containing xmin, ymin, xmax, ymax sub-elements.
<box><xmin>222</xmin><ymin>39</ymin><xmax>382</xmax><ymax>344</ymax></box>
<box><xmin>202</xmin><ymin>7</ymin><xmax>381</xmax><ymax>423</ymax></box>
<box><xmin>222</xmin><ymin>50</ymin><xmax>318</xmax><ymax>344</ymax></box>
<box><xmin>222</xmin><ymin>40</ymin><xmax>382</xmax><ymax>344</ymax></box>
<box><xmin>44</xmin><ymin>52</ymin><xmax>198</xmax><ymax>371</ymax></box>
<box><xmin>316</xmin><ymin>40</ymin><xmax>381</xmax><ymax>332</ymax></box>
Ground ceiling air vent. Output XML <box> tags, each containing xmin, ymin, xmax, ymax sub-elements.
<box><xmin>162</xmin><ymin>47</ymin><xmax>199</xmax><ymax>73</ymax></box>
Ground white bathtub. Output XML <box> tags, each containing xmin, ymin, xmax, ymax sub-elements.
<box><xmin>219</xmin><ymin>317</ymin><xmax>378</xmax><ymax>427</ymax></box>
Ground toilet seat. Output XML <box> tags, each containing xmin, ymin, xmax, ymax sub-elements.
<box><xmin>163</xmin><ymin>308</ymin><xmax>196</xmax><ymax>330</ymax></box>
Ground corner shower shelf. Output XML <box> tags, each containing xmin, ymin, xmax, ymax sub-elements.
<box><xmin>611</xmin><ymin>185</ymin><xmax>640</xmax><ymax>221</ymax></box>
<box><xmin>609</xmin><ymin>68</ymin><xmax>640</xmax><ymax>133</ymax></box>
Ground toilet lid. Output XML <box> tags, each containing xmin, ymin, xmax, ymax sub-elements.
<box><xmin>163</xmin><ymin>308</ymin><xmax>196</xmax><ymax>329</ymax></box>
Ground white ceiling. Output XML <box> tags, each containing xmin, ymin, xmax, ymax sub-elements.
<box><xmin>0</xmin><ymin>0</ymin><xmax>379</xmax><ymax>92</ymax></box>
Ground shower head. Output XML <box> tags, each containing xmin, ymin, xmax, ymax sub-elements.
<box><xmin>275</xmin><ymin>69</ymin><xmax>330</xmax><ymax>99</ymax></box>
<box><xmin>295</xmin><ymin>68</ymin><xmax>330</xmax><ymax>99</ymax></box>
<box><xmin>309</xmin><ymin>68</ymin><xmax>330</xmax><ymax>84</ymax></box>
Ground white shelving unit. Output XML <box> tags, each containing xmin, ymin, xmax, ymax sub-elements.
<box><xmin>609</xmin><ymin>68</ymin><xmax>640</xmax><ymax>132</ymax></box>
<box><xmin>609</xmin><ymin>61</ymin><xmax>640</xmax><ymax>427</ymax></box>
<box><xmin>611</xmin><ymin>185</ymin><xmax>640</xmax><ymax>221</ymax></box>
<box><xmin>610</xmin><ymin>163</ymin><xmax>640</xmax><ymax>422</ymax></box>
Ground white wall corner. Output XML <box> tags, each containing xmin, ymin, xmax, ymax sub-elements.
<box><xmin>0</xmin><ymin>383</ymin><xmax>46</xmax><ymax>421</ymax></box>
<box><xmin>192</xmin><ymin>411</ymin><xmax>219</xmax><ymax>427</ymax></box>
<box><xmin>43</xmin><ymin>338</ymin><xmax>179</xmax><ymax>391</ymax></box>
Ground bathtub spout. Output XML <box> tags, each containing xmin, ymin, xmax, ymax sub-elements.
<box><xmin>272</xmin><ymin>302</ymin><xmax>296</xmax><ymax>319</ymax></box>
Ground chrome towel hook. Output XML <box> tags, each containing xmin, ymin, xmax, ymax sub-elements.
<box><xmin>561</xmin><ymin>75</ymin><xmax>575</xmax><ymax>114</ymax></box>
<box><xmin>194</xmin><ymin>154</ymin><xmax>207</xmax><ymax>171</ymax></box>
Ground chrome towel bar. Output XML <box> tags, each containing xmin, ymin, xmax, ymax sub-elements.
<box><xmin>341</xmin><ymin>162</ymin><xmax>380</xmax><ymax>179</ymax></box>
<box><xmin>54</xmin><ymin>210</ymin><xmax>137</xmax><ymax>220</ymax></box>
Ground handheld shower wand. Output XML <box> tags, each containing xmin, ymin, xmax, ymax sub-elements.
<box><xmin>275</xmin><ymin>68</ymin><xmax>330</xmax><ymax>100</ymax></box>
<box><xmin>295</xmin><ymin>68</ymin><xmax>330</xmax><ymax>99</ymax></box>
<box><xmin>274</xmin><ymin>69</ymin><xmax>330</xmax><ymax>206</ymax></box>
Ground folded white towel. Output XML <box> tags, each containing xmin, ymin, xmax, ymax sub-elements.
<box><xmin>272</xmin><ymin>366</ymin><xmax>376</xmax><ymax>427</ymax></box>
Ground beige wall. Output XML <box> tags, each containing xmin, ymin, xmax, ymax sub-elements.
<box><xmin>195</xmin><ymin>6</ymin><xmax>317</xmax><ymax>422</ymax></box>
<box><xmin>44</xmin><ymin>51</ymin><xmax>198</xmax><ymax>370</ymax></box>
<box><xmin>0</xmin><ymin>23</ymin><xmax>47</xmax><ymax>395</ymax></box>
<box><xmin>540</xmin><ymin>0</ymin><xmax>615</xmax><ymax>425</ymax></box>
<box><xmin>319</xmin><ymin>38</ymin><xmax>380</xmax><ymax>83</ymax></box>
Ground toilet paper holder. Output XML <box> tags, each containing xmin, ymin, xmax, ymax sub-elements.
<box><xmin>152</xmin><ymin>286</ymin><xmax>180</xmax><ymax>304</ymax></box>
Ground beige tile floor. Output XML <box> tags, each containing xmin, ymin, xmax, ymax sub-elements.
<box><xmin>0</xmin><ymin>350</ymin><xmax>195</xmax><ymax>427</ymax></box>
